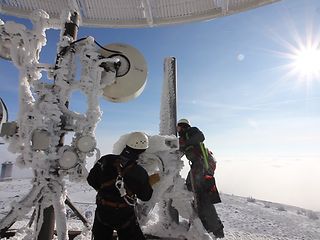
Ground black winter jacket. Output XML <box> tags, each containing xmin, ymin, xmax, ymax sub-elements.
<box><xmin>179</xmin><ymin>127</ymin><xmax>205</xmax><ymax>158</ymax></box>
<box><xmin>87</xmin><ymin>154</ymin><xmax>153</xmax><ymax>204</ymax></box>
<box><xmin>179</xmin><ymin>127</ymin><xmax>205</xmax><ymax>147</ymax></box>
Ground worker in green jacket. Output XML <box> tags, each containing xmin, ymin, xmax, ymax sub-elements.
<box><xmin>177</xmin><ymin>118</ymin><xmax>224</xmax><ymax>238</ymax></box>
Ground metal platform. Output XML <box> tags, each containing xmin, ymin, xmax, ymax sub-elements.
<box><xmin>0</xmin><ymin>230</ymin><xmax>186</xmax><ymax>240</ymax></box>
<box><xmin>0</xmin><ymin>0</ymin><xmax>280</xmax><ymax>28</ymax></box>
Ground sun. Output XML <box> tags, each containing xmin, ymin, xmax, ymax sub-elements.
<box><xmin>291</xmin><ymin>46</ymin><xmax>320</xmax><ymax>80</ymax></box>
<box><xmin>280</xmin><ymin>39</ymin><xmax>320</xmax><ymax>85</ymax></box>
<box><xmin>270</xmin><ymin>20</ymin><xmax>320</xmax><ymax>86</ymax></box>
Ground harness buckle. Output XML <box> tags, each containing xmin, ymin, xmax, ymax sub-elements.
<box><xmin>115</xmin><ymin>175</ymin><xmax>126</xmax><ymax>197</ymax></box>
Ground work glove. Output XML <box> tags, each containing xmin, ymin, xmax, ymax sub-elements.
<box><xmin>149</xmin><ymin>173</ymin><xmax>161</xmax><ymax>186</ymax></box>
<box><xmin>203</xmin><ymin>174</ymin><xmax>217</xmax><ymax>192</ymax></box>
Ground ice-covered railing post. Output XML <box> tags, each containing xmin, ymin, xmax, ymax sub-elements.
<box><xmin>158</xmin><ymin>57</ymin><xmax>180</xmax><ymax>225</ymax></box>
<box><xmin>160</xmin><ymin>57</ymin><xmax>178</xmax><ymax>136</ymax></box>
<box><xmin>123</xmin><ymin>57</ymin><xmax>182</xmax><ymax>237</ymax></box>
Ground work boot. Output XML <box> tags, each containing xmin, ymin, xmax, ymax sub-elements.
<box><xmin>212</xmin><ymin>221</ymin><xmax>224</xmax><ymax>239</ymax></box>
<box><xmin>213</xmin><ymin>228</ymin><xmax>224</xmax><ymax>238</ymax></box>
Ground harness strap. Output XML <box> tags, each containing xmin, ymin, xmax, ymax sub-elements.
<box><xmin>200</xmin><ymin>142</ymin><xmax>209</xmax><ymax>170</ymax></box>
<box><xmin>185</xmin><ymin>132</ymin><xmax>209</xmax><ymax>170</ymax></box>
<box><xmin>100</xmin><ymin>179</ymin><xmax>116</xmax><ymax>189</ymax></box>
<box><xmin>114</xmin><ymin>161</ymin><xmax>137</xmax><ymax>206</ymax></box>
<box><xmin>99</xmin><ymin>161</ymin><xmax>135</xmax><ymax>190</ymax></box>
<box><xmin>97</xmin><ymin>198</ymin><xmax>129</xmax><ymax>208</ymax></box>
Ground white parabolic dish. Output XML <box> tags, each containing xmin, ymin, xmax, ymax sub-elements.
<box><xmin>0</xmin><ymin>0</ymin><xmax>280</xmax><ymax>28</ymax></box>
<box><xmin>100</xmin><ymin>43</ymin><xmax>148</xmax><ymax>103</ymax></box>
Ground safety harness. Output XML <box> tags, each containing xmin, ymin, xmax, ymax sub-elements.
<box><xmin>98</xmin><ymin>160</ymin><xmax>137</xmax><ymax>208</ymax></box>
<box><xmin>114</xmin><ymin>164</ymin><xmax>137</xmax><ymax>206</ymax></box>
<box><xmin>184</xmin><ymin>132</ymin><xmax>217</xmax><ymax>178</ymax></box>
<box><xmin>183</xmin><ymin>131</ymin><xmax>221</xmax><ymax>204</ymax></box>
<box><xmin>94</xmin><ymin>160</ymin><xmax>140</xmax><ymax>232</ymax></box>
<box><xmin>185</xmin><ymin>132</ymin><xmax>209</xmax><ymax>170</ymax></box>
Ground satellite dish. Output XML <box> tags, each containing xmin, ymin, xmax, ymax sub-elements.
<box><xmin>0</xmin><ymin>0</ymin><xmax>280</xmax><ymax>28</ymax></box>
<box><xmin>76</xmin><ymin>135</ymin><xmax>96</xmax><ymax>152</ymax></box>
<box><xmin>100</xmin><ymin>43</ymin><xmax>148</xmax><ymax>103</ymax></box>
<box><xmin>0</xmin><ymin>97</ymin><xmax>8</xmax><ymax>129</ymax></box>
<box><xmin>0</xmin><ymin>39</ymin><xmax>12</xmax><ymax>60</ymax></box>
<box><xmin>32</xmin><ymin>130</ymin><xmax>50</xmax><ymax>151</ymax></box>
<box><xmin>58</xmin><ymin>146</ymin><xmax>78</xmax><ymax>170</ymax></box>
<box><xmin>0</xmin><ymin>23</ymin><xmax>12</xmax><ymax>61</ymax></box>
<box><xmin>0</xmin><ymin>98</ymin><xmax>8</xmax><ymax>144</ymax></box>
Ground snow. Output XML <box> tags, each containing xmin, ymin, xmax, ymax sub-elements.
<box><xmin>1</xmin><ymin>178</ymin><xmax>320</xmax><ymax>240</ymax></box>
<box><xmin>1</xmin><ymin>132</ymin><xmax>320</xmax><ymax>239</ymax></box>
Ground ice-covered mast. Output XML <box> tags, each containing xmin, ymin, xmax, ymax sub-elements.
<box><xmin>135</xmin><ymin>57</ymin><xmax>216</xmax><ymax>240</ymax></box>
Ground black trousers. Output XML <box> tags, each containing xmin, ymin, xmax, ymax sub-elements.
<box><xmin>92</xmin><ymin>206</ymin><xmax>146</xmax><ymax>240</ymax></box>
<box><xmin>186</xmin><ymin>167</ymin><xmax>224</xmax><ymax>234</ymax></box>
<box><xmin>197</xmin><ymin>193</ymin><xmax>224</xmax><ymax>234</ymax></box>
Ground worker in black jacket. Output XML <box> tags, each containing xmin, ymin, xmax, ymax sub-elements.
<box><xmin>87</xmin><ymin>132</ymin><xmax>153</xmax><ymax>240</ymax></box>
<box><xmin>177</xmin><ymin>118</ymin><xmax>224</xmax><ymax>238</ymax></box>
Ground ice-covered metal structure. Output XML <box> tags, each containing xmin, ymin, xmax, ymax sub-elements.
<box><xmin>0</xmin><ymin>8</ymin><xmax>148</xmax><ymax>240</ymax></box>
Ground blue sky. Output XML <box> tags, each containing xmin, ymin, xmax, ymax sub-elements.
<box><xmin>1</xmin><ymin>0</ymin><xmax>320</xmax><ymax>210</ymax></box>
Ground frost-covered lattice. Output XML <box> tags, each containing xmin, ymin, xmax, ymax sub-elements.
<box><xmin>0</xmin><ymin>9</ymin><xmax>122</xmax><ymax>239</ymax></box>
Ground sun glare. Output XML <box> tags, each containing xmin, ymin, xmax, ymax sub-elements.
<box><xmin>292</xmin><ymin>46</ymin><xmax>320</xmax><ymax>79</ymax></box>
<box><xmin>270</xmin><ymin>19</ymin><xmax>320</xmax><ymax>87</ymax></box>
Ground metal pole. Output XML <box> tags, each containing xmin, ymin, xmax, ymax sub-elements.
<box><xmin>65</xmin><ymin>197</ymin><xmax>89</xmax><ymax>228</ymax></box>
<box><xmin>159</xmin><ymin>57</ymin><xmax>177</xmax><ymax>136</ymax></box>
<box><xmin>36</xmin><ymin>205</ymin><xmax>55</xmax><ymax>240</ymax></box>
<box><xmin>159</xmin><ymin>57</ymin><xmax>179</xmax><ymax>224</ymax></box>
<box><xmin>36</xmin><ymin>11</ymin><xmax>79</xmax><ymax>240</ymax></box>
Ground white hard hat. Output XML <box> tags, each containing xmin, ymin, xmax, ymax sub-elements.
<box><xmin>177</xmin><ymin>118</ymin><xmax>190</xmax><ymax>126</ymax></box>
<box><xmin>126</xmin><ymin>132</ymin><xmax>149</xmax><ymax>150</ymax></box>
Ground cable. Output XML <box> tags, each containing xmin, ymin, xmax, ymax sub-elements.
<box><xmin>57</xmin><ymin>37</ymin><xmax>122</xmax><ymax>60</ymax></box>
<box><xmin>57</xmin><ymin>37</ymin><xmax>88</xmax><ymax>58</ymax></box>
<box><xmin>94</xmin><ymin>40</ymin><xmax>122</xmax><ymax>54</ymax></box>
